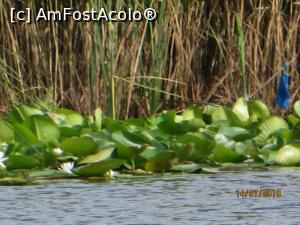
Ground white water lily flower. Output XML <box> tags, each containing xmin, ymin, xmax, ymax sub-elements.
<box><xmin>1</xmin><ymin>143</ymin><xmax>9</xmax><ymax>152</ymax></box>
<box><xmin>59</xmin><ymin>162</ymin><xmax>75</xmax><ymax>174</ymax></box>
<box><xmin>53</xmin><ymin>148</ymin><xmax>63</xmax><ymax>155</ymax></box>
<box><xmin>0</xmin><ymin>151</ymin><xmax>8</xmax><ymax>169</ymax></box>
<box><xmin>105</xmin><ymin>170</ymin><xmax>115</xmax><ymax>178</ymax></box>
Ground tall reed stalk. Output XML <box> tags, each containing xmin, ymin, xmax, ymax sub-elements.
<box><xmin>235</xmin><ymin>13</ymin><xmax>247</xmax><ymax>99</ymax></box>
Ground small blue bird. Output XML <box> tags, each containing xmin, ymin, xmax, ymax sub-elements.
<box><xmin>275</xmin><ymin>62</ymin><xmax>290</xmax><ymax>109</ymax></box>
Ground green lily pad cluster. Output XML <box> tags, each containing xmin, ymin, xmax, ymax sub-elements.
<box><xmin>1</xmin><ymin>98</ymin><xmax>300</xmax><ymax>184</ymax></box>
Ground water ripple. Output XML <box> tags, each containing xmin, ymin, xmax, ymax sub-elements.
<box><xmin>0</xmin><ymin>171</ymin><xmax>300</xmax><ymax>225</ymax></box>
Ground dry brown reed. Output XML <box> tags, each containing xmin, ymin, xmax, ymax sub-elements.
<box><xmin>0</xmin><ymin>0</ymin><xmax>299</xmax><ymax>118</ymax></box>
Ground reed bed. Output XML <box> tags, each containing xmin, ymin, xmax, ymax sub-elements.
<box><xmin>0</xmin><ymin>0</ymin><xmax>299</xmax><ymax>118</ymax></box>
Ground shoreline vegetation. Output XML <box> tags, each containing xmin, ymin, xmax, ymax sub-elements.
<box><xmin>0</xmin><ymin>1</ymin><xmax>300</xmax><ymax>185</ymax></box>
<box><xmin>1</xmin><ymin>98</ymin><xmax>300</xmax><ymax>185</ymax></box>
<box><xmin>0</xmin><ymin>1</ymin><xmax>299</xmax><ymax>118</ymax></box>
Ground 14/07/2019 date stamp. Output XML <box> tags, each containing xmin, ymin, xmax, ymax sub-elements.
<box><xmin>236</xmin><ymin>189</ymin><xmax>282</xmax><ymax>199</ymax></box>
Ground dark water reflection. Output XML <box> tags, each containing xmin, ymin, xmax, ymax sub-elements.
<box><xmin>0</xmin><ymin>170</ymin><xmax>300</xmax><ymax>225</ymax></box>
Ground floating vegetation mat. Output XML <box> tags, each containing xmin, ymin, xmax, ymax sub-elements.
<box><xmin>1</xmin><ymin>98</ymin><xmax>300</xmax><ymax>185</ymax></box>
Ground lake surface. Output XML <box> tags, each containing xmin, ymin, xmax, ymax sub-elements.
<box><xmin>0</xmin><ymin>169</ymin><xmax>300</xmax><ymax>225</ymax></box>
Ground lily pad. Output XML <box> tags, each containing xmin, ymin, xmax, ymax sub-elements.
<box><xmin>145</xmin><ymin>151</ymin><xmax>177</xmax><ymax>172</ymax></box>
<box><xmin>248</xmin><ymin>100</ymin><xmax>270</xmax><ymax>121</ymax></box>
<box><xmin>253</xmin><ymin>116</ymin><xmax>289</xmax><ymax>145</ymax></box>
<box><xmin>6</xmin><ymin>155</ymin><xmax>40</xmax><ymax>170</ymax></box>
<box><xmin>73</xmin><ymin>159</ymin><xmax>125</xmax><ymax>177</ymax></box>
<box><xmin>275</xmin><ymin>145</ymin><xmax>300</xmax><ymax>166</ymax></box>
<box><xmin>27</xmin><ymin>115</ymin><xmax>60</xmax><ymax>143</ymax></box>
<box><xmin>78</xmin><ymin>146</ymin><xmax>115</xmax><ymax>164</ymax></box>
<box><xmin>234</xmin><ymin>141</ymin><xmax>259</xmax><ymax>159</ymax></box>
<box><xmin>220</xmin><ymin>127</ymin><xmax>251</xmax><ymax>141</ymax></box>
<box><xmin>259</xmin><ymin>150</ymin><xmax>278</xmax><ymax>165</ymax></box>
<box><xmin>0</xmin><ymin>119</ymin><xmax>14</xmax><ymax>143</ymax></box>
<box><xmin>62</xmin><ymin>114</ymin><xmax>84</xmax><ymax>127</ymax></box>
<box><xmin>112</xmin><ymin>131</ymin><xmax>149</xmax><ymax>148</ymax></box>
<box><xmin>60</xmin><ymin>137</ymin><xmax>98</xmax><ymax>157</ymax></box>
<box><xmin>211</xmin><ymin>107</ymin><xmax>241</xmax><ymax>126</ymax></box>
<box><xmin>11</xmin><ymin>105</ymin><xmax>43</xmax><ymax>122</ymax></box>
<box><xmin>59</xmin><ymin>126</ymin><xmax>80</xmax><ymax>137</ymax></box>
<box><xmin>212</xmin><ymin>145</ymin><xmax>245</xmax><ymax>163</ymax></box>
<box><xmin>139</xmin><ymin>146</ymin><xmax>163</xmax><ymax>160</ymax></box>
<box><xmin>28</xmin><ymin>169</ymin><xmax>66</xmax><ymax>178</ymax></box>
<box><xmin>158</xmin><ymin>110</ymin><xmax>205</xmax><ymax>135</ymax></box>
<box><xmin>294</xmin><ymin>100</ymin><xmax>300</xmax><ymax>118</ymax></box>
<box><xmin>233</xmin><ymin>98</ymin><xmax>249</xmax><ymax>122</ymax></box>
<box><xmin>0</xmin><ymin>177</ymin><xmax>34</xmax><ymax>186</ymax></box>
<box><xmin>13</xmin><ymin>122</ymin><xmax>38</xmax><ymax>145</ymax></box>
<box><xmin>175</xmin><ymin>143</ymin><xmax>195</xmax><ymax>162</ymax></box>
<box><xmin>171</xmin><ymin>164</ymin><xmax>203</xmax><ymax>173</ymax></box>
<box><xmin>177</xmin><ymin>133</ymin><xmax>214</xmax><ymax>156</ymax></box>
<box><xmin>287</xmin><ymin>114</ymin><xmax>300</xmax><ymax>127</ymax></box>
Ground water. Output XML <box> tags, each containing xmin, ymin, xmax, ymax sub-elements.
<box><xmin>0</xmin><ymin>169</ymin><xmax>300</xmax><ymax>225</ymax></box>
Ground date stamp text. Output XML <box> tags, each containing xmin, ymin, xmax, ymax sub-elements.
<box><xmin>236</xmin><ymin>188</ymin><xmax>282</xmax><ymax>199</ymax></box>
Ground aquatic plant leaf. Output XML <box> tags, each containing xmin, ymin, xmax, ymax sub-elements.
<box><xmin>171</xmin><ymin>163</ymin><xmax>203</xmax><ymax>173</ymax></box>
<box><xmin>248</xmin><ymin>100</ymin><xmax>270</xmax><ymax>121</ymax></box>
<box><xmin>13</xmin><ymin>122</ymin><xmax>38</xmax><ymax>145</ymax></box>
<box><xmin>82</xmin><ymin>132</ymin><xmax>115</xmax><ymax>148</ymax></box>
<box><xmin>59</xmin><ymin>126</ymin><xmax>80</xmax><ymax>137</ymax></box>
<box><xmin>62</xmin><ymin>114</ymin><xmax>84</xmax><ymax>127</ymax></box>
<box><xmin>56</xmin><ymin>108</ymin><xmax>79</xmax><ymax>116</ymax></box>
<box><xmin>182</xmin><ymin>107</ymin><xmax>203</xmax><ymax>120</ymax></box>
<box><xmin>29</xmin><ymin>115</ymin><xmax>60</xmax><ymax>143</ymax></box>
<box><xmin>203</xmin><ymin>104</ymin><xmax>222</xmax><ymax>116</ymax></box>
<box><xmin>214</xmin><ymin>133</ymin><xmax>235</xmax><ymax>149</ymax></box>
<box><xmin>103</xmin><ymin>118</ymin><xmax>134</xmax><ymax>133</ymax></box>
<box><xmin>125</xmin><ymin>117</ymin><xmax>150</xmax><ymax>128</ymax></box>
<box><xmin>233</xmin><ymin>98</ymin><xmax>249</xmax><ymax>122</ymax></box>
<box><xmin>0</xmin><ymin>119</ymin><xmax>14</xmax><ymax>142</ymax></box>
<box><xmin>259</xmin><ymin>150</ymin><xmax>278</xmax><ymax>165</ymax></box>
<box><xmin>139</xmin><ymin>146</ymin><xmax>163</xmax><ymax>160</ymax></box>
<box><xmin>220</xmin><ymin>127</ymin><xmax>251</xmax><ymax>141</ymax></box>
<box><xmin>145</xmin><ymin>151</ymin><xmax>177</xmax><ymax>172</ymax></box>
<box><xmin>28</xmin><ymin>169</ymin><xmax>66</xmax><ymax>178</ymax></box>
<box><xmin>0</xmin><ymin>177</ymin><xmax>33</xmax><ymax>186</ymax></box>
<box><xmin>116</xmin><ymin>144</ymin><xmax>137</xmax><ymax>160</ymax></box>
<box><xmin>56</xmin><ymin>108</ymin><xmax>84</xmax><ymax>127</ymax></box>
<box><xmin>78</xmin><ymin>146</ymin><xmax>115</xmax><ymax>164</ymax></box>
<box><xmin>12</xmin><ymin>105</ymin><xmax>43</xmax><ymax>122</ymax></box>
<box><xmin>294</xmin><ymin>100</ymin><xmax>300</xmax><ymax>118</ymax></box>
<box><xmin>175</xmin><ymin>143</ymin><xmax>195</xmax><ymax>162</ymax></box>
<box><xmin>112</xmin><ymin>131</ymin><xmax>151</xmax><ymax>147</ymax></box>
<box><xmin>60</xmin><ymin>137</ymin><xmax>98</xmax><ymax>157</ymax></box>
<box><xmin>74</xmin><ymin>159</ymin><xmax>126</xmax><ymax>177</ymax></box>
<box><xmin>234</xmin><ymin>141</ymin><xmax>259</xmax><ymax>159</ymax></box>
<box><xmin>158</xmin><ymin>110</ymin><xmax>205</xmax><ymax>135</ymax></box>
<box><xmin>94</xmin><ymin>108</ymin><xmax>102</xmax><ymax>131</ymax></box>
<box><xmin>13</xmin><ymin>142</ymin><xmax>45</xmax><ymax>156</ymax></box>
<box><xmin>177</xmin><ymin>133</ymin><xmax>214</xmax><ymax>156</ymax></box>
<box><xmin>253</xmin><ymin>116</ymin><xmax>289</xmax><ymax>145</ymax></box>
<box><xmin>157</xmin><ymin>111</ymin><xmax>187</xmax><ymax>135</ymax></box>
<box><xmin>275</xmin><ymin>145</ymin><xmax>300</xmax><ymax>166</ymax></box>
<box><xmin>287</xmin><ymin>114</ymin><xmax>300</xmax><ymax>127</ymax></box>
<box><xmin>201</xmin><ymin>167</ymin><xmax>221</xmax><ymax>173</ymax></box>
<box><xmin>211</xmin><ymin>107</ymin><xmax>241</xmax><ymax>126</ymax></box>
<box><xmin>6</xmin><ymin>155</ymin><xmax>40</xmax><ymax>170</ymax></box>
<box><xmin>212</xmin><ymin>145</ymin><xmax>245</xmax><ymax>163</ymax></box>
